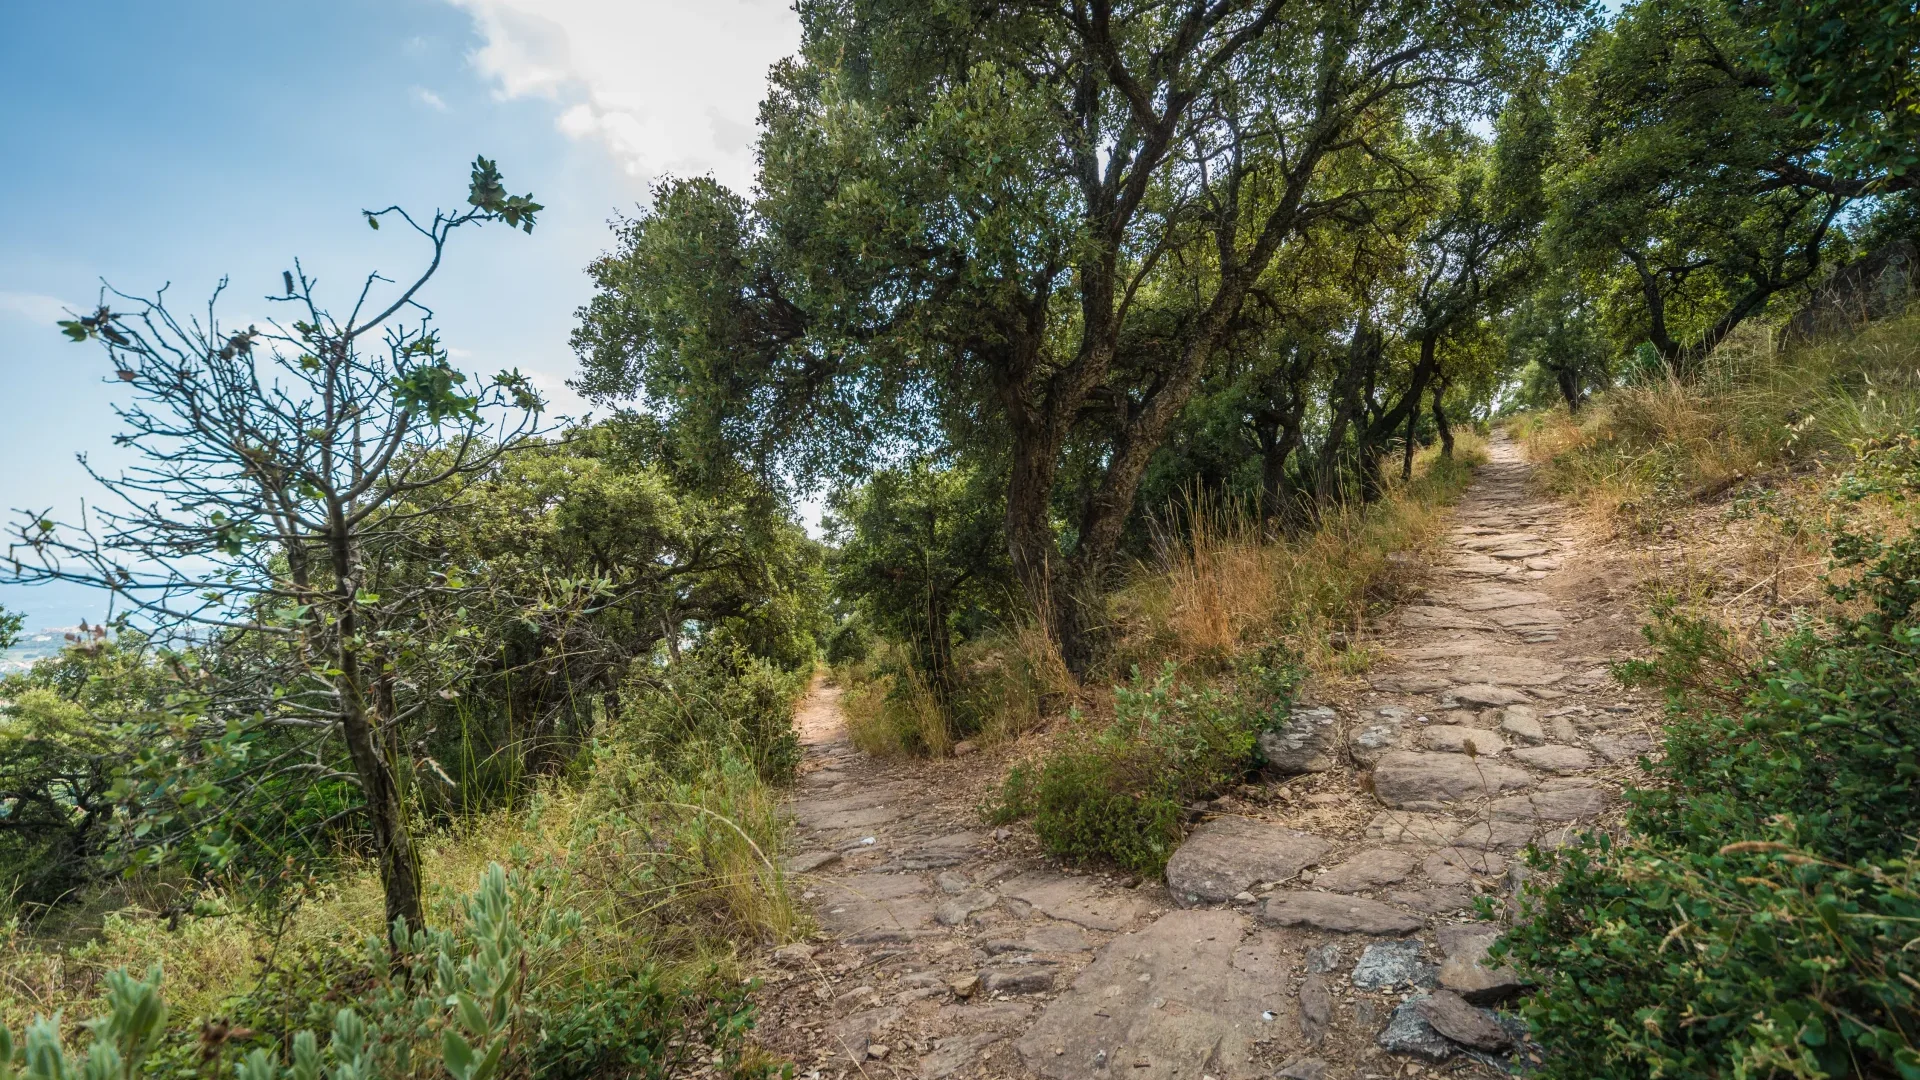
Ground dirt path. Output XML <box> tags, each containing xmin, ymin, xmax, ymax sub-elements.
<box><xmin>753</xmin><ymin>437</ymin><xmax>1661</xmax><ymax>1080</ymax></box>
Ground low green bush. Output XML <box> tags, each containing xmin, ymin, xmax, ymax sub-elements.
<box><xmin>1499</xmin><ymin>431</ymin><xmax>1920</xmax><ymax>1080</ymax></box>
<box><xmin>615</xmin><ymin>647</ymin><xmax>808</xmax><ymax>783</ymax></box>
<box><xmin>0</xmin><ymin>864</ymin><xmax>780</xmax><ymax>1080</ymax></box>
<box><xmin>988</xmin><ymin>659</ymin><xmax>1292</xmax><ymax>874</ymax></box>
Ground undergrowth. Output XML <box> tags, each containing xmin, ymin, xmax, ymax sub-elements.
<box><xmin>985</xmin><ymin>437</ymin><xmax>1484</xmax><ymax>870</ymax></box>
<box><xmin>0</xmin><ymin>658</ymin><xmax>807</xmax><ymax>1079</ymax></box>
<box><xmin>1499</xmin><ymin>419</ymin><xmax>1920</xmax><ymax>1080</ymax></box>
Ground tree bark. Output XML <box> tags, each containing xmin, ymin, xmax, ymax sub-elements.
<box><xmin>1431</xmin><ymin>379</ymin><xmax>1454</xmax><ymax>458</ymax></box>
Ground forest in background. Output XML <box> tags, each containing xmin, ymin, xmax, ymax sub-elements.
<box><xmin>2</xmin><ymin>0</ymin><xmax>1917</xmax><ymax>1076</ymax></box>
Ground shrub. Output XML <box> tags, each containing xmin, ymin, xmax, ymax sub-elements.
<box><xmin>988</xmin><ymin>661</ymin><xmax>1288</xmax><ymax>874</ymax></box>
<box><xmin>1499</xmin><ymin>431</ymin><xmax>1920</xmax><ymax>1080</ymax></box>
<box><xmin>615</xmin><ymin>647</ymin><xmax>807</xmax><ymax>783</ymax></box>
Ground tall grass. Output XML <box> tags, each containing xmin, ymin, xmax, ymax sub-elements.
<box><xmin>0</xmin><ymin>749</ymin><xmax>799</xmax><ymax>1055</ymax></box>
<box><xmin>1112</xmin><ymin>432</ymin><xmax>1488</xmax><ymax>681</ymax></box>
<box><xmin>838</xmin><ymin>623</ymin><xmax>1075</xmax><ymax>757</ymax></box>
<box><xmin>1517</xmin><ymin>315</ymin><xmax>1920</xmax><ymax>527</ymax></box>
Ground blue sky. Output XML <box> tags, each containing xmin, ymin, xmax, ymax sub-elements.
<box><xmin>0</xmin><ymin>0</ymin><xmax>800</xmax><ymax>628</ymax></box>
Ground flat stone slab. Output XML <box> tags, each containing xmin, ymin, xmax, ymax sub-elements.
<box><xmin>980</xmin><ymin>921</ymin><xmax>1094</xmax><ymax>955</ymax></box>
<box><xmin>1422</xmin><ymin>847</ymin><xmax>1507</xmax><ymax>885</ymax></box>
<box><xmin>1590</xmin><ymin>733</ymin><xmax>1655</xmax><ymax>763</ymax></box>
<box><xmin>1016</xmin><ymin>910</ymin><xmax>1285</xmax><ymax>1080</ymax></box>
<box><xmin>1420</xmin><ymin>725</ymin><xmax>1508</xmax><ymax>756</ymax></box>
<box><xmin>1260</xmin><ymin>891</ymin><xmax>1424</xmax><ymax>934</ymax></box>
<box><xmin>1449</xmin><ymin>683</ymin><xmax>1531</xmax><ymax>707</ymax></box>
<box><xmin>1488</xmin><ymin>606</ymin><xmax>1568</xmax><ymax>629</ymax></box>
<box><xmin>1002</xmin><ymin>872</ymin><xmax>1151</xmax><ymax>931</ymax></box>
<box><xmin>1491</xmin><ymin>787</ymin><xmax>1611</xmax><ymax>822</ymax></box>
<box><xmin>1400</xmin><ymin>606</ymin><xmax>1493</xmax><ymax>631</ymax></box>
<box><xmin>1512</xmin><ymin>745</ymin><xmax>1598</xmax><ymax>773</ymax></box>
<box><xmin>1369</xmin><ymin>673</ymin><xmax>1454</xmax><ymax>694</ymax></box>
<box><xmin>1449</xmin><ymin>655</ymin><xmax>1567</xmax><ymax>687</ymax></box>
<box><xmin>1418</xmin><ymin>991</ymin><xmax>1512</xmax><ymax>1050</ymax></box>
<box><xmin>1164</xmin><ymin>817</ymin><xmax>1332</xmax><ymax>906</ymax></box>
<box><xmin>1313</xmin><ymin>848</ymin><xmax>1417</xmax><ymax>893</ymax></box>
<box><xmin>815</xmin><ymin>873</ymin><xmax>936</xmax><ymax>936</ymax></box>
<box><xmin>791</xmin><ymin>786</ymin><xmax>909</xmax><ymax>832</ymax></box>
<box><xmin>1440</xmin><ymin>587</ymin><xmax>1553</xmax><ymax>611</ymax></box>
<box><xmin>1365</xmin><ymin>812</ymin><xmax>1464</xmax><ymax>846</ymax></box>
<box><xmin>783</xmin><ymin>850</ymin><xmax>843</xmax><ymax>874</ymax></box>
<box><xmin>1450</xmin><ymin>820</ymin><xmax>1538</xmax><ymax>852</ymax></box>
<box><xmin>1437</xmin><ymin>926</ymin><xmax>1524</xmax><ymax>1003</ymax></box>
<box><xmin>1372</xmin><ymin>752</ymin><xmax>1533</xmax><ymax>811</ymax></box>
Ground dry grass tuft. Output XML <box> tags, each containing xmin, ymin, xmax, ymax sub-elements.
<box><xmin>1111</xmin><ymin>433</ymin><xmax>1488</xmax><ymax>685</ymax></box>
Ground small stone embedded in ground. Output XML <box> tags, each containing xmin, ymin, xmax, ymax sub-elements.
<box><xmin>1305</xmin><ymin>942</ymin><xmax>1343</xmax><ymax>973</ymax></box>
<box><xmin>936</xmin><ymin>870</ymin><xmax>970</xmax><ymax>895</ymax></box>
<box><xmin>1377</xmin><ymin>996</ymin><xmax>1455</xmax><ymax>1062</ymax></box>
<box><xmin>1015</xmin><ymin>910</ymin><xmax>1280</xmax><ymax>1080</ymax></box>
<box><xmin>1162</xmin><ymin>817</ymin><xmax>1331</xmax><ymax>906</ymax></box>
<box><xmin>1276</xmin><ymin>1056</ymin><xmax>1328</xmax><ymax>1080</ymax></box>
<box><xmin>829</xmin><ymin>1007</ymin><xmax>900</xmax><ymax>1064</ymax></box>
<box><xmin>1437</xmin><ymin>926</ymin><xmax>1524</xmax><ymax>1003</ymax></box>
<box><xmin>1512</xmin><ymin>745</ymin><xmax>1598</xmax><ymax>773</ymax></box>
<box><xmin>1450</xmin><ymin>682</ymin><xmax>1531</xmax><ymax>707</ymax></box>
<box><xmin>1420</xmin><ymin>725</ymin><xmax>1508</xmax><ymax>756</ymax></box>
<box><xmin>983</xmin><ymin>967</ymin><xmax>1055</xmax><ymax>994</ymax></box>
<box><xmin>1590</xmin><ymin>732</ymin><xmax>1654</xmax><ymax>763</ymax></box>
<box><xmin>1416</xmin><ymin>990</ymin><xmax>1513</xmax><ymax>1051</ymax></box>
<box><xmin>1313</xmin><ymin>848</ymin><xmax>1417</xmax><ymax>893</ymax></box>
<box><xmin>1348</xmin><ymin>715</ymin><xmax>1402</xmax><ymax>767</ymax></box>
<box><xmin>1259</xmin><ymin>705</ymin><xmax>1341</xmax><ymax>774</ymax></box>
<box><xmin>1492</xmin><ymin>786</ymin><xmax>1610</xmax><ymax>822</ymax></box>
<box><xmin>1548</xmin><ymin>715</ymin><xmax>1579</xmax><ymax>742</ymax></box>
<box><xmin>948</xmin><ymin>973</ymin><xmax>980</xmax><ymax>998</ymax></box>
<box><xmin>1261</xmin><ymin>891</ymin><xmax>1424</xmax><ymax>934</ymax></box>
<box><xmin>772</xmin><ymin>942</ymin><xmax>818</xmax><ymax>967</ymax></box>
<box><xmin>1351</xmin><ymin>939</ymin><xmax>1436</xmax><ymax>990</ymax></box>
<box><xmin>887</xmin><ymin>831</ymin><xmax>984</xmax><ymax>870</ymax></box>
<box><xmin>1298</xmin><ymin>973</ymin><xmax>1331</xmax><ymax>1046</ymax></box>
<box><xmin>937</xmin><ymin>889</ymin><xmax>999</xmax><ymax>927</ymax></box>
<box><xmin>782</xmin><ymin>850</ymin><xmax>842</xmax><ymax>874</ymax></box>
<box><xmin>1372</xmin><ymin>751</ymin><xmax>1533</xmax><ymax>810</ymax></box>
<box><xmin>1422</xmin><ymin>847</ymin><xmax>1507</xmax><ymax>886</ymax></box>
<box><xmin>1499</xmin><ymin>710</ymin><xmax>1546</xmax><ymax>744</ymax></box>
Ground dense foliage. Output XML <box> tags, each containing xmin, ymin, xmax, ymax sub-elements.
<box><xmin>1500</xmin><ymin>432</ymin><xmax>1920</xmax><ymax>1079</ymax></box>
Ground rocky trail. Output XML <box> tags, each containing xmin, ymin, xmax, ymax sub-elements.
<box><xmin>752</xmin><ymin>438</ymin><xmax>1661</xmax><ymax>1080</ymax></box>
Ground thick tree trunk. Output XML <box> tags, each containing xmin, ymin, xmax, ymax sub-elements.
<box><xmin>1555</xmin><ymin>364</ymin><xmax>1582</xmax><ymax>413</ymax></box>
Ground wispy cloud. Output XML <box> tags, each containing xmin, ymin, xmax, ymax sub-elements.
<box><xmin>444</xmin><ymin>0</ymin><xmax>800</xmax><ymax>193</ymax></box>
<box><xmin>412</xmin><ymin>86</ymin><xmax>450</xmax><ymax>111</ymax></box>
<box><xmin>0</xmin><ymin>291</ymin><xmax>75</xmax><ymax>327</ymax></box>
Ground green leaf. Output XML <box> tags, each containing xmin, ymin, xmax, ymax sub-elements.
<box><xmin>440</xmin><ymin>1030</ymin><xmax>475</xmax><ymax>1080</ymax></box>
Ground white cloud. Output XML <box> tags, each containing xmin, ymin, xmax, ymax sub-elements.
<box><xmin>446</xmin><ymin>0</ymin><xmax>801</xmax><ymax>193</ymax></box>
<box><xmin>412</xmin><ymin>86</ymin><xmax>450</xmax><ymax>111</ymax></box>
<box><xmin>0</xmin><ymin>291</ymin><xmax>75</xmax><ymax>326</ymax></box>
